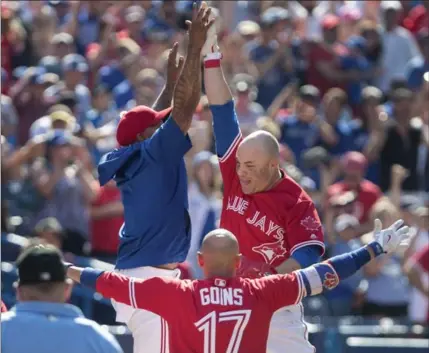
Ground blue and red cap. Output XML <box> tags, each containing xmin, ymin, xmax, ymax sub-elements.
<box><xmin>116</xmin><ymin>105</ymin><xmax>172</xmax><ymax>146</ymax></box>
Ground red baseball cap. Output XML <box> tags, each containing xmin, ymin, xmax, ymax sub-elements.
<box><xmin>322</xmin><ymin>14</ymin><xmax>340</xmax><ymax>30</ymax></box>
<box><xmin>116</xmin><ymin>105</ymin><xmax>172</xmax><ymax>146</ymax></box>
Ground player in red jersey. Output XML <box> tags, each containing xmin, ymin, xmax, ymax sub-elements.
<box><xmin>66</xmin><ymin>220</ymin><xmax>409</xmax><ymax>353</ymax></box>
<box><xmin>200</xmin><ymin>12</ymin><xmax>325</xmax><ymax>353</ymax></box>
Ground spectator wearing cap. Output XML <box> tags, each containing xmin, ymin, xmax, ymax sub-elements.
<box><xmin>30</xmin><ymin>104</ymin><xmax>76</xmax><ymax>139</ymax></box>
<box><xmin>0</xmin><ymin>245</ymin><xmax>123</xmax><ymax>353</ymax></box>
<box><xmin>50</xmin><ymin>32</ymin><xmax>75</xmax><ymax>59</ymax></box>
<box><xmin>279</xmin><ymin>85</ymin><xmax>326</xmax><ymax>183</ymax></box>
<box><xmin>31</xmin><ymin>130</ymin><xmax>98</xmax><ymax>256</ymax></box>
<box><xmin>117</xmin><ymin>5</ymin><xmax>146</xmax><ymax>49</ymax></box>
<box><xmin>327</xmin><ymin>151</ymin><xmax>381</xmax><ymax>228</ymax></box>
<box><xmin>359</xmin><ymin>20</ymin><xmax>383</xmax><ymax>73</ymax></box>
<box><xmin>187</xmin><ymin>151</ymin><xmax>222</xmax><ymax>278</ymax></box>
<box><xmin>110</xmin><ymin>38</ymin><xmax>147</xmax><ymax>110</ymax></box>
<box><xmin>9</xmin><ymin>66</ymin><xmax>49</xmax><ymax>145</ymax></box>
<box><xmin>346</xmin><ymin>86</ymin><xmax>385</xmax><ymax>184</ymax></box>
<box><xmin>63</xmin><ymin>2</ymin><xmax>108</xmax><ymax>55</ymax></box>
<box><xmin>34</xmin><ymin>217</ymin><xmax>65</xmax><ymax>250</ymax></box>
<box><xmin>340</xmin><ymin>35</ymin><xmax>372</xmax><ymax>108</ymax></box>
<box><xmin>306</xmin><ymin>14</ymin><xmax>352</xmax><ymax>98</ymax></box>
<box><xmin>1</xmin><ymin>91</ymin><xmax>19</xmax><ymax>147</ymax></box>
<box><xmin>378</xmin><ymin>0</ymin><xmax>421</xmax><ymax>92</ymax></box>
<box><xmin>83</xmin><ymin>85</ymin><xmax>118</xmax><ymax>162</ymax></box>
<box><xmin>317</xmin><ymin>88</ymin><xmax>353</xmax><ymax>156</ymax></box>
<box><xmin>39</xmin><ymin>55</ymin><xmax>62</xmax><ymax>76</ymax></box>
<box><xmin>232</xmin><ymin>73</ymin><xmax>265</xmax><ymax>135</ymax></box>
<box><xmin>324</xmin><ymin>213</ymin><xmax>365</xmax><ymax>316</ymax></box>
<box><xmin>247</xmin><ymin>6</ymin><xmax>294</xmax><ymax>109</ymax></box>
<box><xmin>406</xmin><ymin>30</ymin><xmax>429</xmax><ymax>91</ymax></box>
<box><xmin>379</xmin><ymin>87</ymin><xmax>428</xmax><ymax>192</ymax></box>
<box><xmin>45</xmin><ymin>53</ymin><xmax>91</xmax><ymax>124</ymax></box>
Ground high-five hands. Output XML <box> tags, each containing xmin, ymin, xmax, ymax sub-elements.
<box><xmin>373</xmin><ymin>219</ymin><xmax>410</xmax><ymax>255</ymax></box>
<box><xmin>186</xmin><ymin>2</ymin><xmax>215</xmax><ymax>53</ymax></box>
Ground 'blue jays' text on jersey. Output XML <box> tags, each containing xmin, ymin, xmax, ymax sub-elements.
<box><xmin>97</xmin><ymin>116</ymin><xmax>192</xmax><ymax>269</ymax></box>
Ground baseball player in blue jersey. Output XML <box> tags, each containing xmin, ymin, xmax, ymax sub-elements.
<box><xmin>96</xmin><ymin>3</ymin><xmax>215</xmax><ymax>353</ymax></box>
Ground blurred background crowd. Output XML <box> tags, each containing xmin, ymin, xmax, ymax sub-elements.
<box><xmin>1</xmin><ymin>0</ymin><xmax>429</xmax><ymax>330</ymax></box>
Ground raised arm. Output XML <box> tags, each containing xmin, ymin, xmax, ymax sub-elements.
<box><xmin>171</xmin><ymin>3</ymin><xmax>214</xmax><ymax>133</ymax></box>
<box><xmin>66</xmin><ymin>266</ymin><xmax>181</xmax><ymax>319</ymax></box>
<box><xmin>201</xmin><ymin>14</ymin><xmax>241</xmax><ymax>163</ymax></box>
<box><xmin>152</xmin><ymin>43</ymin><xmax>184</xmax><ymax>112</ymax></box>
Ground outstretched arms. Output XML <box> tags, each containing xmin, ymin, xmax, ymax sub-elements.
<box><xmin>262</xmin><ymin>219</ymin><xmax>411</xmax><ymax>310</ymax></box>
<box><xmin>66</xmin><ymin>266</ymin><xmax>182</xmax><ymax>319</ymax></box>
<box><xmin>171</xmin><ymin>3</ymin><xmax>214</xmax><ymax>133</ymax></box>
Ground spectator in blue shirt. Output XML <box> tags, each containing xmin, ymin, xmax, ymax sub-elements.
<box><xmin>406</xmin><ymin>30</ymin><xmax>429</xmax><ymax>91</ymax></box>
<box><xmin>84</xmin><ymin>85</ymin><xmax>119</xmax><ymax>164</ymax></box>
<box><xmin>340</xmin><ymin>35</ymin><xmax>370</xmax><ymax>106</ymax></box>
<box><xmin>248</xmin><ymin>6</ymin><xmax>294</xmax><ymax>109</ymax></box>
<box><xmin>279</xmin><ymin>85</ymin><xmax>321</xmax><ymax>184</ymax></box>
<box><xmin>1</xmin><ymin>245</ymin><xmax>123</xmax><ymax>353</ymax></box>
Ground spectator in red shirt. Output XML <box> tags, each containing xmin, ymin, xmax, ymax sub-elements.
<box><xmin>327</xmin><ymin>151</ymin><xmax>382</xmax><ymax>228</ymax></box>
<box><xmin>90</xmin><ymin>180</ymin><xmax>123</xmax><ymax>262</ymax></box>
<box><xmin>306</xmin><ymin>14</ymin><xmax>358</xmax><ymax>97</ymax></box>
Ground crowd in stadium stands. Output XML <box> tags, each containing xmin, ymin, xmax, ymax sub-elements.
<box><xmin>1</xmin><ymin>0</ymin><xmax>428</xmax><ymax>327</ymax></box>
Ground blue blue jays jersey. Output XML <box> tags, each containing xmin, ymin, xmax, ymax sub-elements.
<box><xmin>98</xmin><ymin>117</ymin><xmax>192</xmax><ymax>269</ymax></box>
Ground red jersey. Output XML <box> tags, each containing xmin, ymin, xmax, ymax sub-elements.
<box><xmin>95</xmin><ymin>270</ymin><xmax>304</xmax><ymax>353</ymax></box>
<box><xmin>212</xmin><ymin>102</ymin><xmax>324</xmax><ymax>270</ymax></box>
<box><xmin>327</xmin><ymin>180</ymin><xmax>381</xmax><ymax>224</ymax></box>
<box><xmin>306</xmin><ymin>41</ymin><xmax>348</xmax><ymax>97</ymax></box>
<box><xmin>91</xmin><ymin>183</ymin><xmax>122</xmax><ymax>254</ymax></box>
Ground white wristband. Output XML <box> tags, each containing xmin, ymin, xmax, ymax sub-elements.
<box><xmin>204</xmin><ymin>52</ymin><xmax>222</xmax><ymax>61</ymax></box>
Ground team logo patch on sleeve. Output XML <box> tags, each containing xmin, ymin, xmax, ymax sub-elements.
<box><xmin>323</xmin><ymin>272</ymin><xmax>339</xmax><ymax>290</ymax></box>
<box><xmin>300</xmin><ymin>216</ymin><xmax>321</xmax><ymax>231</ymax></box>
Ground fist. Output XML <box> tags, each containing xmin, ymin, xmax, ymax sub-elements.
<box><xmin>391</xmin><ymin>164</ymin><xmax>409</xmax><ymax>183</ymax></box>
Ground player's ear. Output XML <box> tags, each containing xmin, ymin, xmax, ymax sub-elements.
<box><xmin>197</xmin><ymin>251</ymin><xmax>204</xmax><ymax>268</ymax></box>
<box><xmin>235</xmin><ymin>254</ymin><xmax>242</xmax><ymax>269</ymax></box>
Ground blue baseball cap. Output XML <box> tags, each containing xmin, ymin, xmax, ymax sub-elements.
<box><xmin>261</xmin><ymin>7</ymin><xmax>289</xmax><ymax>26</ymax></box>
<box><xmin>39</xmin><ymin>55</ymin><xmax>61</xmax><ymax>76</ymax></box>
<box><xmin>346</xmin><ymin>35</ymin><xmax>367</xmax><ymax>51</ymax></box>
<box><xmin>47</xmin><ymin>130</ymin><xmax>72</xmax><ymax>147</ymax></box>
<box><xmin>62</xmin><ymin>54</ymin><xmax>88</xmax><ymax>73</ymax></box>
<box><xmin>12</xmin><ymin>66</ymin><xmax>28</xmax><ymax>80</ymax></box>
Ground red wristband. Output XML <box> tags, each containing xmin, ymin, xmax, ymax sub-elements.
<box><xmin>204</xmin><ymin>59</ymin><xmax>221</xmax><ymax>69</ymax></box>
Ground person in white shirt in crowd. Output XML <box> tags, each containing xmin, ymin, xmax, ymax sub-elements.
<box><xmin>377</xmin><ymin>1</ymin><xmax>422</xmax><ymax>92</ymax></box>
<box><xmin>187</xmin><ymin>151</ymin><xmax>222</xmax><ymax>278</ymax></box>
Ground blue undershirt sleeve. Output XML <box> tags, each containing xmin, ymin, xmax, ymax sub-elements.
<box><xmin>290</xmin><ymin>245</ymin><xmax>322</xmax><ymax>268</ymax></box>
<box><xmin>80</xmin><ymin>268</ymin><xmax>105</xmax><ymax>290</ymax></box>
